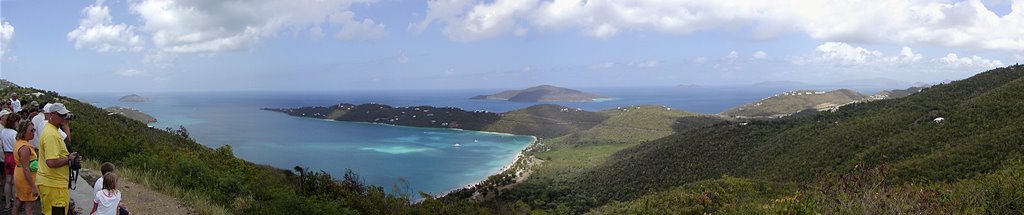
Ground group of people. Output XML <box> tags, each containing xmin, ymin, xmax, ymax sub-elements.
<box><xmin>0</xmin><ymin>93</ymin><xmax>128</xmax><ymax>215</ymax></box>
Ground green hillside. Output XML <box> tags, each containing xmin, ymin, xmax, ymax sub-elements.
<box><xmin>565</xmin><ymin>65</ymin><xmax>1024</xmax><ymax>213</ymax></box>
<box><xmin>722</xmin><ymin>89</ymin><xmax>866</xmax><ymax>117</ymax></box>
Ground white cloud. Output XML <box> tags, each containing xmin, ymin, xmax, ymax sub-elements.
<box><xmin>130</xmin><ymin>0</ymin><xmax>380</xmax><ymax>53</ymax></box>
<box><xmin>309</xmin><ymin>26</ymin><xmax>325</xmax><ymax>40</ymax></box>
<box><xmin>330</xmin><ymin>11</ymin><xmax>388</xmax><ymax>41</ymax></box>
<box><xmin>409</xmin><ymin>0</ymin><xmax>476</xmax><ymax>33</ymax></box>
<box><xmin>753</xmin><ymin>51</ymin><xmax>768</xmax><ymax>59</ymax></box>
<box><xmin>797</xmin><ymin>42</ymin><xmax>1002</xmax><ymax>71</ymax></box>
<box><xmin>115</xmin><ymin>68</ymin><xmax>143</xmax><ymax>77</ymax></box>
<box><xmin>726</xmin><ymin>51</ymin><xmax>739</xmax><ymax>60</ymax></box>
<box><xmin>0</xmin><ymin>20</ymin><xmax>13</xmax><ymax>58</ymax></box>
<box><xmin>415</xmin><ymin>0</ymin><xmax>1024</xmax><ymax>51</ymax></box>
<box><xmin>67</xmin><ymin>0</ymin><xmax>144</xmax><ymax>52</ymax></box>
<box><xmin>939</xmin><ymin>53</ymin><xmax>1005</xmax><ymax>69</ymax></box>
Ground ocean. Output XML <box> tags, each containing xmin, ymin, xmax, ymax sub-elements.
<box><xmin>68</xmin><ymin>86</ymin><xmax>883</xmax><ymax>197</ymax></box>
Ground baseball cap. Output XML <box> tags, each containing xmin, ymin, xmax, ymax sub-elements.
<box><xmin>41</xmin><ymin>103</ymin><xmax>53</xmax><ymax>113</ymax></box>
<box><xmin>46</xmin><ymin>103</ymin><xmax>71</xmax><ymax>115</ymax></box>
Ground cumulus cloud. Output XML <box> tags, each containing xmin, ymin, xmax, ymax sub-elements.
<box><xmin>753</xmin><ymin>51</ymin><xmax>768</xmax><ymax>59</ymax></box>
<box><xmin>939</xmin><ymin>53</ymin><xmax>1005</xmax><ymax>69</ymax></box>
<box><xmin>129</xmin><ymin>0</ymin><xmax>382</xmax><ymax>53</ymax></box>
<box><xmin>1</xmin><ymin>20</ymin><xmax>12</xmax><ymax>58</ymax></box>
<box><xmin>67</xmin><ymin>0</ymin><xmax>144</xmax><ymax>52</ymax></box>
<box><xmin>330</xmin><ymin>11</ymin><xmax>388</xmax><ymax>41</ymax></box>
<box><xmin>797</xmin><ymin>42</ymin><xmax>1001</xmax><ymax>70</ymax></box>
<box><xmin>414</xmin><ymin>0</ymin><xmax>1024</xmax><ymax>51</ymax></box>
<box><xmin>726</xmin><ymin>51</ymin><xmax>739</xmax><ymax>60</ymax></box>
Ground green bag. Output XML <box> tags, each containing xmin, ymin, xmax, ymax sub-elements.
<box><xmin>29</xmin><ymin>159</ymin><xmax>37</xmax><ymax>172</ymax></box>
<box><xmin>17</xmin><ymin>159</ymin><xmax>38</xmax><ymax>172</ymax></box>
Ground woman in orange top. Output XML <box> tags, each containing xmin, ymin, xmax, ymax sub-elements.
<box><xmin>13</xmin><ymin>120</ymin><xmax>37</xmax><ymax>215</ymax></box>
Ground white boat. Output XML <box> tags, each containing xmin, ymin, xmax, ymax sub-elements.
<box><xmin>453</xmin><ymin>143</ymin><xmax>461</xmax><ymax>147</ymax></box>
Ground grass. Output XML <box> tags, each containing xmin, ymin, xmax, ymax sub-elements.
<box><xmin>84</xmin><ymin>160</ymin><xmax>231</xmax><ymax>215</ymax></box>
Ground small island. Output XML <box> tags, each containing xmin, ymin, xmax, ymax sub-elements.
<box><xmin>105</xmin><ymin>106</ymin><xmax>157</xmax><ymax>124</ymax></box>
<box><xmin>470</xmin><ymin>85</ymin><xmax>608</xmax><ymax>102</ymax></box>
<box><xmin>119</xmin><ymin>94</ymin><xmax>148</xmax><ymax>102</ymax></box>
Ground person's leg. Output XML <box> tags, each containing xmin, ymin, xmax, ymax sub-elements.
<box><xmin>5</xmin><ymin>175</ymin><xmax>12</xmax><ymax>208</ymax></box>
<box><xmin>39</xmin><ymin>186</ymin><xmax>50</xmax><ymax>215</ymax></box>
<box><xmin>11</xmin><ymin>198</ymin><xmax>18</xmax><ymax>215</ymax></box>
<box><xmin>22</xmin><ymin>201</ymin><xmax>33</xmax><ymax>215</ymax></box>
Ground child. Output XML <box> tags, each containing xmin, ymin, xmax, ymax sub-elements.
<box><xmin>90</xmin><ymin>172</ymin><xmax>129</xmax><ymax>215</ymax></box>
<box><xmin>94</xmin><ymin>162</ymin><xmax>115</xmax><ymax>197</ymax></box>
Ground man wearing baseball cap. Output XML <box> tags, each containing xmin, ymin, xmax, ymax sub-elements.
<box><xmin>37</xmin><ymin>103</ymin><xmax>78</xmax><ymax>215</ymax></box>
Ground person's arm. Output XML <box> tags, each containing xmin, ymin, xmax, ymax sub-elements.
<box><xmin>17</xmin><ymin>145</ymin><xmax>37</xmax><ymax>195</ymax></box>
<box><xmin>62</xmin><ymin>123</ymin><xmax>71</xmax><ymax>142</ymax></box>
<box><xmin>45</xmin><ymin>156</ymin><xmax>70</xmax><ymax>168</ymax></box>
<box><xmin>90</xmin><ymin>200</ymin><xmax>99</xmax><ymax>215</ymax></box>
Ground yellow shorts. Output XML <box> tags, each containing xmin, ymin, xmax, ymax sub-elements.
<box><xmin>38</xmin><ymin>185</ymin><xmax>69</xmax><ymax>215</ymax></box>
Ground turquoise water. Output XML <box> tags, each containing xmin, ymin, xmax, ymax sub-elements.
<box><xmin>72</xmin><ymin>92</ymin><xmax>535</xmax><ymax>197</ymax></box>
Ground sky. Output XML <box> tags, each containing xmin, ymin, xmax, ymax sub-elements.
<box><xmin>0</xmin><ymin>0</ymin><xmax>1023</xmax><ymax>92</ymax></box>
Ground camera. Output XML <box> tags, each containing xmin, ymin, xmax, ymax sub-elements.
<box><xmin>65</xmin><ymin>113</ymin><xmax>77</xmax><ymax>121</ymax></box>
<box><xmin>69</xmin><ymin>153</ymin><xmax>82</xmax><ymax>171</ymax></box>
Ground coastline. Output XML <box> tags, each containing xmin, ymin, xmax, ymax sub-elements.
<box><xmin>297</xmin><ymin>115</ymin><xmax>540</xmax><ymax>200</ymax></box>
<box><xmin>434</xmin><ymin>135</ymin><xmax>539</xmax><ymax>200</ymax></box>
<box><xmin>276</xmin><ymin>110</ymin><xmax>544</xmax><ymax>200</ymax></box>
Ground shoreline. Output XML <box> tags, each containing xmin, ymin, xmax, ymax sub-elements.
<box><xmin>433</xmin><ymin>135</ymin><xmax>539</xmax><ymax>200</ymax></box>
<box><xmin>273</xmin><ymin>110</ymin><xmax>541</xmax><ymax>201</ymax></box>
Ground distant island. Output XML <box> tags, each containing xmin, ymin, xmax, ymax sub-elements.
<box><xmin>105</xmin><ymin>106</ymin><xmax>157</xmax><ymax>124</ymax></box>
<box><xmin>470</xmin><ymin>85</ymin><xmax>608</xmax><ymax>102</ymax></box>
<box><xmin>119</xmin><ymin>94</ymin><xmax>147</xmax><ymax>102</ymax></box>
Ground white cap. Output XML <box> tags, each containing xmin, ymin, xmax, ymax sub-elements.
<box><xmin>41</xmin><ymin>103</ymin><xmax>54</xmax><ymax>113</ymax></box>
<box><xmin>0</xmin><ymin>110</ymin><xmax>9</xmax><ymax>116</ymax></box>
<box><xmin>46</xmin><ymin>103</ymin><xmax>70</xmax><ymax>115</ymax></box>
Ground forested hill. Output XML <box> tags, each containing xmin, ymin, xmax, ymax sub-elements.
<box><xmin>572</xmin><ymin>65</ymin><xmax>1024</xmax><ymax>213</ymax></box>
<box><xmin>265</xmin><ymin>103</ymin><xmax>716</xmax><ymax>139</ymax></box>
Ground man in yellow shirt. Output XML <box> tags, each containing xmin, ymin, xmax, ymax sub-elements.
<box><xmin>37</xmin><ymin>103</ymin><xmax>77</xmax><ymax>215</ymax></box>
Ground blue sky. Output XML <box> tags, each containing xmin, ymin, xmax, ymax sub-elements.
<box><xmin>1</xmin><ymin>0</ymin><xmax>1022</xmax><ymax>92</ymax></box>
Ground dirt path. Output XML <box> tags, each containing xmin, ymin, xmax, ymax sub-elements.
<box><xmin>77</xmin><ymin>168</ymin><xmax>195</xmax><ymax>215</ymax></box>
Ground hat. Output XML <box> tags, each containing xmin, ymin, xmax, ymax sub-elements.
<box><xmin>41</xmin><ymin>103</ymin><xmax>53</xmax><ymax>113</ymax></box>
<box><xmin>29</xmin><ymin>101</ymin><xmax>39</xmax><ymax>107</ymax></box>
<box><xmin>8</xmin><ymin>92</ymin><xmax>16</xmax><ymax>97</ymax></box>
<box><xmin>46</xmin><ymin>103</ymin><xmax>70</xmax><ymax>115</ymax></box>
<box><xmin>0</xmin><ymin>110</ymin><xmax>9</xmax><ymax>116</ymax></box>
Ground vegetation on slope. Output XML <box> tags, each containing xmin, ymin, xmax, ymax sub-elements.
<box><xmin>722</xmin><ymin>89</ymin><xmax>865</xmax><ymax>117</ymax></box>
<box><xmin>568</xmin><ymin>65</ymin><xmax>1024</xmax><ymax>213</ymax></box>
<box><xmin>104</xmin><ymin>106</ymin><xmax>157</xmax><ymax>124</ymax></box>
